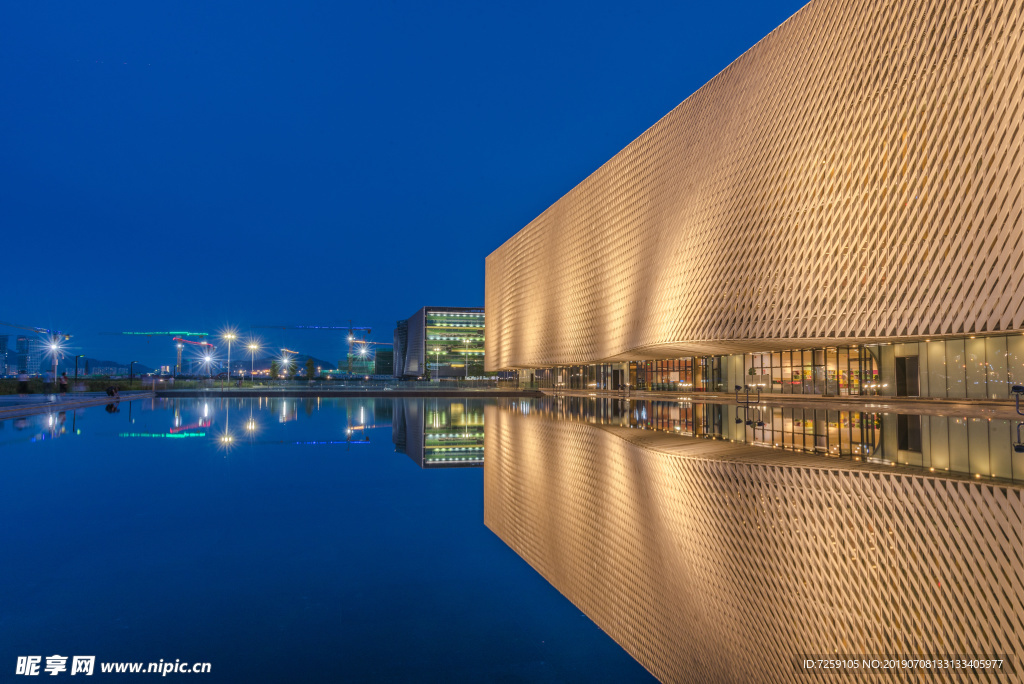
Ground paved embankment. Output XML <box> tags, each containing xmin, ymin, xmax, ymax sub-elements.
<box><xmin>156</xmin><ymin>389</ymin><xmax>544</xmax><ymax>399</ymax></box>
<box><xmin>0</xmin><ymin>391</ymin><xmax>156</xmax><ymax>420</ymax></box>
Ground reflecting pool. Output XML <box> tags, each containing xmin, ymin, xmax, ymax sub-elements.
<box><xmin>3</xmin><ymin>395</ymin><xmax>1022</xmax><ymax>683</ymax></box>
<box><xmin>0</xmin><ymin>397</ymin><xmax>653</xmax><ymax>683</ymax></box>
<box><xmin>487</xmin><ymin>397</ymin><xmax>1024</xmax><ymax>682</ymax></box>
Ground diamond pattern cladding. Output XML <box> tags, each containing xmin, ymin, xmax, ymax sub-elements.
<box><xmin>485</xmin><ymin>0</ymin><xmax>1024</xmax><ymax>370</ymax></box>
<box><xmin>483</xmin><ymin>406</ymin><xmax>1024</xmax><ymax>683</ymax></box>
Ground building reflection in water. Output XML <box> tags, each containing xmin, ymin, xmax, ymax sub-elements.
<box><xmin>538</xmin><ymin>396</ymin><xmax>1024</xmax><ymax>483</ymax></box>
<box><xmin>393</xmin><ymin>398</ymin><xmax>485</xmax><ymax>468</ymax></box>
<box><xmin>484</xmin><ymin>401</ymin><xmax>1024</xmax><ymax>682</ymax></box>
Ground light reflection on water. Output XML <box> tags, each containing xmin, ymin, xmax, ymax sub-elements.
<box><xmin>0</xmin><ymin>397</ymin><xmax>656</xmax><ymax>683</ymax></box>
<box><xmin>6</xmin><ymin>395</ymin><xmax>1024</xmax><ymax>682</ymax></box>
<box><xmin>486</xmin><ymin>399</ymin><xmax>1024</xmax><ymax>682</ymax></box>
<box><xmin>527</xmin><ymin>395</ymin><xmax>1024</xmax><ymax>483</ymax></box>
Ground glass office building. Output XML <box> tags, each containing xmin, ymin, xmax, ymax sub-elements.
<box><xmin>393</xmin><ymin>307</ymin><xmax>485</xmax><ymax>379</ymax></box>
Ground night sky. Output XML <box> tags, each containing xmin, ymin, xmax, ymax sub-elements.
<box><xmin>2</xmin><ymin>1</ymin><xmax>806</xmax><ymax>367</ymax></box>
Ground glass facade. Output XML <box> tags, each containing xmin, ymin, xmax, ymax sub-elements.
<box><xmin>425</xmin><ymin>310</ymin><xmax>485</xmax><ymax>378</ymax></box>
<box><xmin>742</xmin><ymin>347</ymin><xmax>880</xmax><ymax>396</ymax></box>
<box><xmin>394</xmin><ymin>306</ymin><xmax>486</xmax><ymax>379</ymax></box>
<box><xmin>519</xmin><ymin>333</ymin><xmax>1024</xmax><ymax>400</ymax></box>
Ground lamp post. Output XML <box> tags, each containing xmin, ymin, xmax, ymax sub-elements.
<box><xmin>48</xmin><ymin>337</ymin><xmax>62</xmax><ymax>392</ymax></box>
<box><xmin>248</xmin><ymin>342</ymin><xmax>260</xmax><ymax>385</ymax></box>
<box><xmin>434</xmin><ymin>347</ymin><xmax>441</xmax><ymax>381</ymax></box>
<box><xmin>223</xmin><ymin>332</ymin><xmax>236</xmax><ymax>390</ymax></box>
<box><xmin>129</xmin><ymin>361</ymin><xmax>137</xmax><ymax>390</ymax></box>
<box><xmin>74</xmin><ymin>354</ymin><xmax>84</xmax><ymax>382</ymax></box>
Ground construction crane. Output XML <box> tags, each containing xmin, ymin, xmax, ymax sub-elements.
<box><xmin>252</xmin><ymin>321</ymin><xmax>375</xmax><ymax>374</ymax></box>
<box><xmin>0</xmin><ymin>320</ymin><xmax>72</xmax><ymax>340</ymax></box>
<box><xmin>172</xmin><ymin>337</ymin><xmax>215</xmax><ymax>375</ymax></box>
<box><xmin>100</xmin><ymin>331</ymin><xmax>211</xmax><ymax>375</ymax></box>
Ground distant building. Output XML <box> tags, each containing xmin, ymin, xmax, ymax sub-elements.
<box><xmin>343</xmin><ymin>352</ymin><xmax>375</xmax><ymax>376</ymax></box>
<box><xmin>393</xmin><ymin>320</ymin><xmax>409</xmax><ymax>376</ymax></box>
<box><xmin>374</xmin><ymin>348</ymin><xmax>394</xmax><ymax>376</ymax></box>
<box><xmin>392</xmin><ymin>398</ymin><xmax>484</xmax><ymax>468</ymax></box>
<box><xmin>15</xmin><ymin>336</ymin><xmax>42</xmax><ymax>375</ymax></box>
<box><xmin>0</xmin><ymin>335</ymin><xmax>7</xmax><ymax>375</ymax></box>
<box><xmin>393</xmin><ymin>307</ymin><xmax>485</xmax><ymax>379</ymax></box>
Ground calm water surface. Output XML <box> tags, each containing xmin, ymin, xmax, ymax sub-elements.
<box><xmin>0</xmin><ymin>397</ymin><xmax>654</xmax><ymax>683</ymax></box>
<box><xmin>4</xmin><ymin>395</ymin><xmax>1023</xmax><ymax>683</ymax></box>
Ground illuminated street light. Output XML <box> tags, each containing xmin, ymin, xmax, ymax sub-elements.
<box><xmin>222</xmin><ymin>330</ymin><xmax>237</xmax><ymax>390</ymax></box>
<box><xmin>45</xmin><ymin>336</ymin><xmax>65</xmax><ymax>391</ymax></box>
<box><xmin>247</xmin><ymin>340</ymin><xmax>261</xmax><ymax>384</ymax></box>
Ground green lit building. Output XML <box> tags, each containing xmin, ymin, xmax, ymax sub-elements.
<box><xmin>393</xmin><ymin>307</ymin><xmax>485</xmax><ymax>379</ymax></box>
<box><xmin>392</xmin><ymin>398</ymin><xmax>484</xmax><ymax>468</ymax></box>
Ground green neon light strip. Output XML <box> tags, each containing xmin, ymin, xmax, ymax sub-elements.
<box><xmin>118</xmin><ymin>432</ymin><xmax>207</xmax><ymax>438</ymax></box>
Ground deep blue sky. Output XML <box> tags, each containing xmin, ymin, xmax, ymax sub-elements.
<box><xmin>2</xmin><ymin>0</ymin><xmax>806</xmax><ymax>366</ymax></box>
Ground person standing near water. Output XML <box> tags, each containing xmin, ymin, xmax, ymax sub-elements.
<box><xmin>59</xmin><ymin>372</ymin><xmax>68</xmax><ymax>394</ymax></box>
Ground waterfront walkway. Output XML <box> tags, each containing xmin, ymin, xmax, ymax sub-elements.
<box><xmin>0</xmin><ymin>391</ymin><xmax>156</xmax><ymax>420</ymax></box>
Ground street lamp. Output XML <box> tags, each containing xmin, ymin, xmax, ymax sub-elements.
<box><xmin>129</xmin><ymin>361</ymin><xmax>138</xmax><ymax>389</ymax></box>
<box><xmin>48</xmin><ymin>337</ymin><xmax>63</xmax><ymax>392</ymax></box>
<box><xmin>74</xmin><ymin>354</ymin><xmax>85</xmax><ymax>382</ymax></box>
<box><xmin>203</xmin><ymin>354</ymin><xmax>213</xmax><ymax>380</ymax></box>
<box><xmin>433</xmin><ymin>347</ymin><xmax>441</xmax><ymax>381</ymax></box>
<box><xmin>247</xmin><ymin>341</ymin><xmax>260</xmax><ymax>384</ymax></box>
<box><xmin>222</xmin><ymin>331</ymin><xmax>237</xmax><ymax>390</ymax></box>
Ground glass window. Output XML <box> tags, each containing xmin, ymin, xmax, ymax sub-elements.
<box><xmin>838</xmin><ymin>349</ymin><xmax>849</xmax><ymax>395</ymax></box>
<box><xmin>945</xmin><ymin>339</ymin><xmax>967</xmax><ymax>399</ymax></box>
<box><xmin>926</xmin><ymin>340</ymin><xmax>947</xmax><ymax>399</ymax></box>
<box><xmin>985</xmin><ymin>336</ymin><xmax>1007</xmax><ymax>399</ymax></box>
<box><xmin>966</xmin><ymin>338</ymin><xmax>987</xmax><ymax>399</ymax></box>
<box><xmin>1008</xmin><ymin>335</ymin><xmax>1024</xmax><ymax>388</ymax></box>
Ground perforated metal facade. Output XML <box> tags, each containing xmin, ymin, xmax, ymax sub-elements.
<box><xmin>485</xmin><ymin>0</ymin><xmax>1024</xmax><ymax>371</ymax></box>
<box><xmin>483</xmin><ymin>406</ymin><xmax>1024</xmax><ymax>682</ymax></box>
